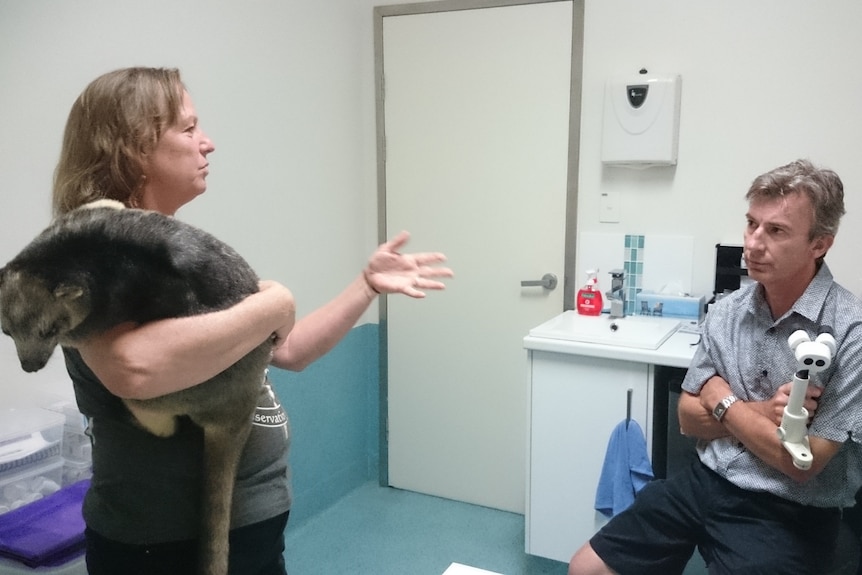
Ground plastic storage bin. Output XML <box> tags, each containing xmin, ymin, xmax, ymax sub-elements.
<box><xmin>60</xmin><ymin>460</ymin><xmax>91</xmax><ymax>488</ymax></box>
<box><xmin>48</xmin><ymin>403</ymin><xmax>92</xmax><ymax>487</ymax></box>
<box><xmin>0</xmin><ymin>458</ymin><xmax>63</xmax><ymax>515</ymax></box>
<box><xmin>60</xmin><ymin>427</ymin><xmax>90</xmax><ymax>463</ymax></box>
<box><xmin>0</xmin><ymin>409</ymin><xmax>65</xmax><ymax>475</ymax></box>
<box><xmin>33</xmin><ymin>400</ymin><xmax>92</xmax><ymax>488</ymax></box>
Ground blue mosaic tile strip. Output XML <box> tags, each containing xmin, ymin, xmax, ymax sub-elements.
<box><xmin>623</xmin><ymin>234</ymin><xmax>644</xmax><ymax>315</ymax></box>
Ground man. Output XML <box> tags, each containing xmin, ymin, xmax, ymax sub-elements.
<box><xmin>569</xmin><ymin>159</ymin><xmax>862</xmax><ymax>575</ymax></box>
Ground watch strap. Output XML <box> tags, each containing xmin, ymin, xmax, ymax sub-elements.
<box><xmin>713</xmin><ymin>394</ymin><xmax>738</xmax><ymax>422</ymax></box>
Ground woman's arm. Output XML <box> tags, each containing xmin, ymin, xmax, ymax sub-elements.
<box><xmin>76</xmin><ymin>281</ymin><xmax>296</xmax><ymax>400</ymax></box>
<box><xmin>77</xmin><ymin>231</ymin><xmax>450</xmax><ymax>397</ymax></box>
<box><xmin>271</xmin><ymin>231</ymin><xmax>452</xmax><ymax>371</ymax></box>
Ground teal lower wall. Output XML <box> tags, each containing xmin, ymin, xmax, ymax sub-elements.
<box><xmin>268</xmin><ymin>323</ymin><xmax>380</xmax><ymax>530</ymax></box>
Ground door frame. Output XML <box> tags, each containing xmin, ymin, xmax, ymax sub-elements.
<box><xmin>373</xmin><ymin>0</ymin><xmax>585</xmax><ymax>485</ymax></box>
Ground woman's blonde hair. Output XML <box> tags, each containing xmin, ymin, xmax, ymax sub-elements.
<box><xmin>52</xmin><ymin>67</ymin><xmax>186</xmax><ymax>216</ymax></box>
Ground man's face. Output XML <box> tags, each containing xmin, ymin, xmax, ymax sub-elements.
<box><xmin>743</xmin><ymin>192</ymin><xmax>831</xmax><ymax>291</ymax></box>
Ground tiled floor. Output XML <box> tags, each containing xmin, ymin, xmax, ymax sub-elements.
<box><xmin>283</xmin><ymin>480</ymin><xmax>715</xmax><ymax>575</ymax></box>
<box><xmin>283</xmin><ymin>481</ymin><xmax>567</xmax><ymax>575</ymax></box>
<box><xmin>0</xmin><ymin>479</ymin><xmax>711</xmax><ymax>575</ymax></box>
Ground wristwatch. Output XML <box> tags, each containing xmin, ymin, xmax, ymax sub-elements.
<box><xmin>712</xmin><ymin>394</ymin><xmax>739</xmax><ymax>422</ymax></box>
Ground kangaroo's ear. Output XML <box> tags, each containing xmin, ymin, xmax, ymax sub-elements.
<box><xmin>54</xmin><ymin>283</ymin><xmax>85</xmax><ymax>300</ymax></box>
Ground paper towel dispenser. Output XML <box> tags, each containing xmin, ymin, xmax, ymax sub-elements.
<box><xmin>601</xmin><ymin>72</ymin><xmax>681</xmax><ymax>168</ymax></box>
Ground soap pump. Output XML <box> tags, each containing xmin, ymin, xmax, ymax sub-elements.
<box><xmin>576</xmin><ymin>269</ymin><xmax>603</xmax><ymax>316</ymax></box>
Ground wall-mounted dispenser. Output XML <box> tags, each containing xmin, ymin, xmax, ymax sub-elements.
<box><xmin>601</xmin><ymin>71</ymin><xmax>681</xmax><ymax>168</ymax></box>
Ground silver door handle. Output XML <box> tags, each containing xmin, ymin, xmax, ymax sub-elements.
<box><xmin>521</xmin><ymin>273</ymin><xmax>557</xmax><ymax>290</ymax></box>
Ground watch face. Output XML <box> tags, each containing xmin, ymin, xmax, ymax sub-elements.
<box><xmin>713</xmin><ymin>396</ymin><xmax>736</xmax><ymax>421</ymax></box>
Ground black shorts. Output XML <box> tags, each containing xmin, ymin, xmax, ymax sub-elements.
<box><xmin>590</xmin><ymin>461</ymin><xmax>841</xmax><ymax>575</ymax></box>
<box><xmin>85</xmin><ymin>511</ymin><xmax>289</xmax><ymax>575</ymax></box>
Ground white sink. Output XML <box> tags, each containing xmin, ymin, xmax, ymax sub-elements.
<box><xmin>529</xmin><ymin>310</ymin><xmax>681</xmax><ymax>350</ymax></box>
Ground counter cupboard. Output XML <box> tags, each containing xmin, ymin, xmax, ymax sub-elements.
<box><xmin>523</xmin><ymin>315</ymin><xmax>698</xmax><ymax>563</ymax></box>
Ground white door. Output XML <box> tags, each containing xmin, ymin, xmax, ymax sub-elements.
<box><xmin>379</xmin><ymin>0</ymin><xmax>578</xmax><ymax>513</ymax></box>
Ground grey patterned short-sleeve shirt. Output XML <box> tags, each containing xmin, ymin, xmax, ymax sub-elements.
<box><xmin>682</xmin><ymin>263</ymin><xmax>862</xmax><ymax>507</ymax></box>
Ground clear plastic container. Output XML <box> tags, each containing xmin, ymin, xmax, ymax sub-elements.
<box><xmin>61</xmin><ymin>430</ymin><xmax>91</xmax><ymax>463</ymax></box>
<box><xmin>0</xmin><ymin>408</ymin><xmax>65</xmax><ymax>474</ymax></box>
<box><xmin>0</xmin><ymin>457</ymin><xmax>63</xmax><ymax>514</ymax></box>
<box><xmin>61</xmin><ymin>458</ymin><xmax>92</xmax><ymax>487</ymax></box>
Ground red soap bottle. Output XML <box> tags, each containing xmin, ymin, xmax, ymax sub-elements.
<box><xmin>576</xmin><ymin>270</ymin><xmax>603</xmax><ymax>316</ymax></box>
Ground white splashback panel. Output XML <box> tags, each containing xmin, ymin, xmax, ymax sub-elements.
<box><xmin>642</xmin><ymin>234</ymin><xmax>694</xmax><ymax>294</ymax></box>
<box><xmin>575</xmin><ymin>232</ymin><xmax>624</xmax><ymax>292</ymax></box>
<box><xmin>577</xmin><ymin>232</ymin><xmax>695</xmax><ymax>295</ymax></box>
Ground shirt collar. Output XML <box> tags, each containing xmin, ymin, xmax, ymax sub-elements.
<box><xmin>791</xmin><ymin>262</ymin><xmax>833</xmax><ymax>323</ymax></box>
<box><xmin>749</xmin><ymin>262</ymin><xmax>833</xmax><ymax>324</ymax></box>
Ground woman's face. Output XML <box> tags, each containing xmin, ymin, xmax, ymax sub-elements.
<box><xmin>139</xmin><ymin>90</ymin><xmax>215</xmax><ymax>215</ymax></box>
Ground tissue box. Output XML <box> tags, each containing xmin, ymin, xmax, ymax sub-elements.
<box><xmin>635</xmin><ymin>291</ymin><xmax>705</xmax><ymax>323</ymax></box>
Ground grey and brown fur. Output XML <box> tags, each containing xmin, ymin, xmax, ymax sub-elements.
<box><xmin>0</xmin><ymin>201</ymin><xmax>272</xmax><ymax>575</ymax></box>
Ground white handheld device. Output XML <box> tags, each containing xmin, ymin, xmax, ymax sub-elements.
<box><xmin>776</xmin><ymin>330</ymin><xmax>835</xmax><ymax>470</ymax></box>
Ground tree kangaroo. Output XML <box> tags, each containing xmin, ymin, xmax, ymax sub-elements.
<box><xmin>0</xmin><ymin>201</ymin><xmax>273</xmax><ymax>575</ymax></box>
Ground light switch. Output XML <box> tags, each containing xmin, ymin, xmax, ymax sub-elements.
<box><xmin>600</xmin><ymin>192</ymin><xmax>620</xmax><ymax>223</ymax></box>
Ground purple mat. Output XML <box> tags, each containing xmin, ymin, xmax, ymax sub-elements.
<box><xmin>0</xmin><ymin>479</ymin><xmax>89</xmax><ymax>568</ymax></box>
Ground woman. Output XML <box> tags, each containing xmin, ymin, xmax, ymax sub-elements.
<box><xmin>52</xmin><ymin>67</ymin><xmax>452</xmax><ymax>575</ymax></box>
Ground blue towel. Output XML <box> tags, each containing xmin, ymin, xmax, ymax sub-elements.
<box><xmin>0</xmin><ymin>479</ymin><xmax>89</xmax><ymax>568</ymax></box>
<box><xmin>594</xmin><ymin>420</ymin><xmax>653</xmax><ymax>518</ymax></box>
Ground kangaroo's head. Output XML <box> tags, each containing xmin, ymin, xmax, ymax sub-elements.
<box><xmin>0</xmin><ymin>267</ymin><xmax>90</xmax><ymax>372</ymax></box>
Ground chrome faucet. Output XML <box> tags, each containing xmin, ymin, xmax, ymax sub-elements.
<box><xmin>607</xmin><ymin>269</ymin><xmax>626</xmax><ymax>318</ymax></box>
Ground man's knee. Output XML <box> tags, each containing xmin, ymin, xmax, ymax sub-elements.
<box><xmin>569</xmin><ymin>542</ymin><xmax>615</xmax><ymax>575</ymax></box>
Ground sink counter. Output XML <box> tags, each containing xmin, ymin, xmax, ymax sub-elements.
<box><xmin>523</xmin><ymin>311</ymin><xmax>699</xmax><ymax>368</ymax></box>
<box><xmin>524</xmin><ymin>312</ymin><xmax>700</xmax><ymax>562</ymax></box>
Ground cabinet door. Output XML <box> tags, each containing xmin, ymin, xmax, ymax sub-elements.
<box><xmin>526</xmin><ymin>350</ymin><xmax>650</xmax><ymax>563</ymax></box>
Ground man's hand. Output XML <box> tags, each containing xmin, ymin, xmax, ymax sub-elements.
<box><xmin>751</xmin><ymin>381</ymin><xmax>822</xmax><ymax>426</ymax></box>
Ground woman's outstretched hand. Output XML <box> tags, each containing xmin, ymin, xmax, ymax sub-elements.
<box><xmin>363</xmin><ymin>231</ymin><xmax>453</xmax><ymax>298</ymax></box>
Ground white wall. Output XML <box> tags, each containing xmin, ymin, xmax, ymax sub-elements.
<box><xmin>3</xmin><ymin>0</ymin><xmax>862</xmax><ymax>400</ymax></box>
<box><xmin>577</xmin><ymin>0</ymin><xmax>862</xmax><ymax>298</ymax></box>
<box><xmin>0</xmin><ymin>0</ymin><xmax>382</xmax><ymax>402</ymax></box>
